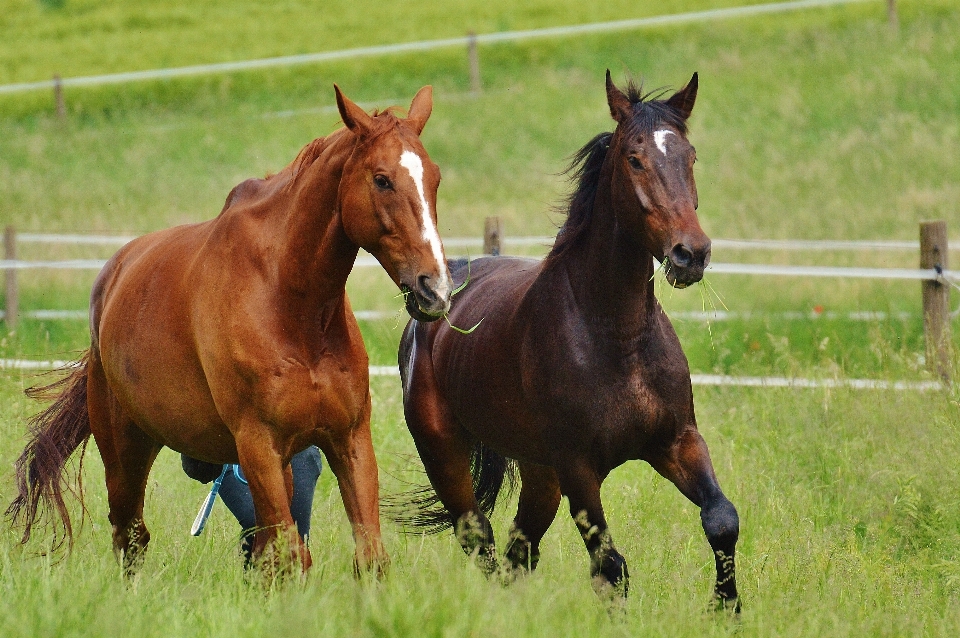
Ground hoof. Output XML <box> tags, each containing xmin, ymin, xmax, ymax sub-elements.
<box><xmin>354</xmin><ymin>554</ymin><xmax>391</xmax><ymax>580</ymax></box>
<box><xmin>713</xmin><ymin>594</ymin><xmax>741</xmax><ymax>615</ymax></box>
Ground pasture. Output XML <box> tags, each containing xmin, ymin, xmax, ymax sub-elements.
<box><xmin>1</xmin><ymin>0</ymin><xmax>959</xmax><ymax>635</ymax></box>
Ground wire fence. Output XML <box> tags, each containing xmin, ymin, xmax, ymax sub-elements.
<box><xmin>0</xmin><ymin>0</ymin><xmax>876</xmax><ymax>96</ymax></box>
<box><xmin>4</xmin><ymin>237</ymin><xmax>958</xmax><ymax>283</ymax></box>
<box><xmin>0</xmin><ymin>358</ymin><xmax>943</xmax><ymax>392</ymax></box>
<box><xmin>3</xmin><ymin>221</ymin><xmax>953</xmax><ymax>388</ymax></box>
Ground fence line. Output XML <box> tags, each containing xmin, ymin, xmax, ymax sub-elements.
<box><xmin>0</xmin><ymin>0</ymin><xmax>874</xmax><ymax>95</ymax></box>
<box><xmin>3</xmin><ymin>256</ymin><xmax>954</xmax><ymax>284</ymax></box>
<box><xmin>15</xmin><ymin>232</ymin><xmax>960</xmax><ymax>252</ymax></box>
<box><xmin>0</xmin><ymin>358</ymin><xmax>942</xmax><ymax>391</ymax></box>
<box><xmin>0</xmin><ymin>309</ymin><xmax>929</xmax><ymax>323</ymax></box>
<box><xmin>4</xmin><ymin>218</ymin><xmax>953</xmax><ymax>380</ymax></box>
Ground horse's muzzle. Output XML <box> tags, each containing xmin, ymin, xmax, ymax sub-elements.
<box><xmin>664</xmin><ymin>241</ymin><xmax>711</xmax><ymax>288</ymax></box>
<box><xmin>402</xmin><ymin>276</ymin><xmax>451</xmax><ymax>322</ymax></box>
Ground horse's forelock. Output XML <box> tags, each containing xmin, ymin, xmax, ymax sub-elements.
<box><xmin>287</xmin><ymin>110</ymin><xmax>410</xmax><ymax>181</ymax></box>
<box><xmin>617</xmin><ymin>77</ymin><xmax>689</xmax><ymax>137</ymax></box>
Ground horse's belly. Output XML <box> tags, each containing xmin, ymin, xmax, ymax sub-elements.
<box><xmin>99</xmin><ymin>330</ymin><xmax>233</xmax><ymax>456</ymax></box>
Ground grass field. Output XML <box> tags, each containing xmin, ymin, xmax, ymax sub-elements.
<box><xmin>2</xmin><ymin>1</ymin><xmax>960</xmax><ymax>636</ymax></box>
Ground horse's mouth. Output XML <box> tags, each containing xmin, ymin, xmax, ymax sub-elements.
<box><xmin>663</xmin><ymin>260</ymin><xmax>704</xmax><ymax>289</ymax></box>
<box><xmin>402</xmin><ymin>285</ymin><xmax>445</xmax><ymax>322</ymax></box>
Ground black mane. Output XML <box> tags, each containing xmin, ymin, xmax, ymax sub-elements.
<box><xmin>546</xmin><ymin>81</ymin><xmax>689</xmax><ymax>260</ymax></box>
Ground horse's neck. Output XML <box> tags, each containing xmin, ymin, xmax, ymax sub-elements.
<box><xmin>276</xmin><ymin>131</ymin><xmax>359</xmax><ymax>302</ymax></box>
<box><xmin>558</xmin><ymin>165</ymin><xmax>657</xmax><ymax>337</ymax></box>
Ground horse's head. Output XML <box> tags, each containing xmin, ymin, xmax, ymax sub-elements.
<box><xmin>605</xmin><ymin>71</ymin><xmax>709</xmax><ymax>288</ymax></box>
<box><xmin>334</xmin><ymin>85</ymin><xmax>452</xmax><ymax>321</ymax></box>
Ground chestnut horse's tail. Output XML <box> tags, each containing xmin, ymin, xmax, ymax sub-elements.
<box><xmin>387</xmin><ymin>442</ymin><xmax>518</xmax><ymax>534</ymax></box>
<box><xmin>6</xmin><ymin>352</ymin><xmax>92</xmax><ymax>551</ymax></box>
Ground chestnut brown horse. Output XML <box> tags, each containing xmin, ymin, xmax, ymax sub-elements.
<box><xmin>8</xmin><ymin>85</ymin><xmax>452</xmax><ymax>574</ymax></box>
<box><xmin>396</xmin><ymin>72</ymin><xmax>739</xmax><ymax>609</ymax></box>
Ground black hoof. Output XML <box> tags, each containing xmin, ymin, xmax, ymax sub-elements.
<box><xmin>713</xmin><ymin>594</ymin><xmax>741</xmax><ymax>615</ymax></box>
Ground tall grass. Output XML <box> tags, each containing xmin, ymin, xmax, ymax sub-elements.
<box><xmin>1</xmin><ymin>374</ymin><xmax>958</xmax><ymax>636</ymax></box>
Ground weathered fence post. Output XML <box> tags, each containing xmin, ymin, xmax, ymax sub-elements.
<box><xmin>920</xmin><ymin>220</ymin><xmax>950</xmax><ymax>383</ymax></box>
<box><xmin>53</xmin><ymin>74</ymin><xmax>66</xmax><ymax>120</ymax></box>
<box><xmin>467</xmin><ymin>32</ymin><xmax>482</xmax><ymax>95</ymax></box>
<box><xmin>483</xmin><ymin>217</ymin><xmax>502</xmax><ymax>256</ymax></box>
<box><xmin>4</xmin><ymin>226</ymin><xmax>18</xmax><ymax>329</ymax></box>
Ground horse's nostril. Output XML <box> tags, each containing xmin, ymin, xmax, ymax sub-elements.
<box><xmin>417</xmin><ymin>275</ymin><xmax>439</xmax><ymax>303</ymax></box>
<box><xmin>671</xmin><ymin>244</ymin><xmax>694</xmax><ymax>268</ymax></box>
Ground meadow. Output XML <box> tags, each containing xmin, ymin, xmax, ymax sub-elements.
<box><xmin>1</xmin><ymin>0</ymin><xmax>959</xmax><ymax>635</ymax></box>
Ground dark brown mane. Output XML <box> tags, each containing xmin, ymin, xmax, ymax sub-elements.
<box><xmin>546</xmin><ymin>132</ymin><xmax>611</xmax><ymax>261</ymax></box>
<box><xmin>546</xmin><ymin>80</ymin><xmax>690</xmax><ymax>261</ymax></box>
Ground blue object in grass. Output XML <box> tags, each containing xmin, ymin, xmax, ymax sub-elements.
<box><xmin>191</xmin><ymin>465</ymin><xmax>230</xmax><ymax>536</ymax></box>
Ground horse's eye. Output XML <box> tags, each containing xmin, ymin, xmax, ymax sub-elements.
<box><xmin>373</xmin><ymin>175</ymin><xmax>393</xmax><ymax>190</ymax></box>
<box><xmin>628</xmin><ymin>156</ymin><xmax>644</xmax><ymax>170</ymax></box>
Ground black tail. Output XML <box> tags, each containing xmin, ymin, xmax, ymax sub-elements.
<box><xmin>387</xmin><ymin>442</ymin><xmax>518</xmax><ymax>534</ymax></box>
<box><xmin>6</xmin><ymin>352</ymin><xmax>92</xmax><ymax>551</ymax></box>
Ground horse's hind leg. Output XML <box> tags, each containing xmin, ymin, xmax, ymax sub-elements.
<box><xmin>87</xmin><ymin>360</ymin><xmax>162</xmax><ymax>575</ymax></box>
<box><xmin>503</xmin><ymin>461</ymin><xmax>560</xmax><ymax>575</ymax></box>
<box><xmin>651</xmin><ymin>428</ymin><xmax>739</xmax><ymax>611</ymax></box>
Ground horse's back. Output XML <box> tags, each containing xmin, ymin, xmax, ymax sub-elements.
<box><xmin>403</xmin><ymin>252</ymin><xmax>696</xmax><ymax>468</ymax></box>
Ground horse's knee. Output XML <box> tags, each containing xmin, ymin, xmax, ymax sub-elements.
<box><xmin>701</xmin><ymin>497</ymin><xmax>739</xmax><ymax>552</ymax></box>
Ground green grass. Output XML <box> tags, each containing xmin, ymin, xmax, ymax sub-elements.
<box><xmin>1</xmin><ymin>375</ymin><xmax>959</xmax><ymax>636</ymax></box>
<box><xmin>0</xmin><ymin>0</ymin><xmax>806</xmax><ymax>84</ymax></box>
<box><xmin>2</xmin><ymin>1</ymin><xmax>960</xmax><ymax>636</ymax></box>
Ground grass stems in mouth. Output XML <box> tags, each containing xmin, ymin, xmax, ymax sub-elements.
<box><xmin>446</xmin><ymin>257</ymin><xmax>483</xmax><ymax>334</ymax></box>
<box><xmin>697</xmin><ymin>275</ymin><xmax>727</xmax><ymax>351</ymax></box>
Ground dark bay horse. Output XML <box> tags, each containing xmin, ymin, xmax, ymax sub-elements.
<box><xmin>8</xmin><ymin>85</ymin><xmax>452</xmax><ymax>574</ymax></box>
<box><xmin>397</xmin><ymin>72</ymin><xmax>739</xmax><ymax>609</ymax></box>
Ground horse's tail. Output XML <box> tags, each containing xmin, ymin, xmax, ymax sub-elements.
<box><xmin>387</xmin><ymin>442</ymin><xmax>518</xmax><ymax>534</ymax></box>
<box><xmin>6</xmin><ymin>352</ymin><xmax>92</xmax><ymax>551</ymax></box>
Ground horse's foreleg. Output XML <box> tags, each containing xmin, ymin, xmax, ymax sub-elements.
<box><xmin>557</xmin><ymin>461</ymin><xmax>628</xmax><ymax>598</ymax></box>
<box><xmin>322</xmin><ymin>396</ymin><xmax>388</xmax><ymax>577</ymax></box>
<box><xmin>652</xmin><ymin>428</ymin><xmax>739</xmax><ymax>611</ymax></box>
<box><xmin>503</xmin><ymin>461</ymin><xmax>561</xmax><ymax>576</ymax></box>
<box><xmin>404</xmin><ymin>383</ymin><xmax>498</xmax><ymax>576</ymax></box>
<box><xmin>234</xmin><ymin>426</ymin><xmax>311</xmax><ymax>572</ymax></box>
<box><xmin>87</xmin><ymin>361</ymin><xmax>162</xmax><ymax>576</ymax></box>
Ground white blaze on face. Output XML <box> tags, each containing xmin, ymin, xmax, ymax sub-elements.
<box><xmin>399</xmin><ymin>149</ymin><xmax>451</xmax><ymax>296</ymax></box>
<box><xmin>654</xmin><ymin>129</ymin><xmax>675</xmax><ymax>156</ymax></box>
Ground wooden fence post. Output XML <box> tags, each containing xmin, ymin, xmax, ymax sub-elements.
<box><xmin>483</xmin><ymin>217</ymin><xmax>502</xmax><ymax>256</ymax></box>
<box><xmin>887</xmin><ymin>0</ymin><xmax>898</xmax><ymax>30</ymax></box>
<box><xmin>467</xmin><ymin>32</ymin><xmax>481</xmax><ymax>94</ymax></box>
<box><xmin>4</xmin><ymin>226</ymin><xmax>18</xmax><ymax>329</ymax></box>
<box><xmin>920</xmin><ymin>220</ymin><xmax>950</xmax><ymax>383</ymax></box>
<box><xmin>53</xmin><ymin>74</ymin><xmax>66</xmax><ymax>119</ymax></box>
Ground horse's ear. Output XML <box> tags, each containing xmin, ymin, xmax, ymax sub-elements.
<box><xmin>335</xmin><ymin>84</ymin><xmax>374</xmax><ymax>136</ymax></box>
<box><xmin>406</xmin><ymin>85</ymin><xmax>433</xmax><ymax>135</ymax></box>
<box><xmin>666</xmin><ymin>72</ymin><xmax>698</xmax><ymax>120</ymax></box>
<box><xmin>605</xmin><ymin>69</ymin><xmax>632</xmax><ymax>123</ymax></box>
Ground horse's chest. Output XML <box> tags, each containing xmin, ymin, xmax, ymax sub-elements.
<box><xmin>261</xmin><ymin>356</ymin><xmax>367</xmax><ymax>430</ymax></box>
<box><xmin>532</xmin><ymin>331</ymin><xmax>689</xmax><ymax>449</ymax></box>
